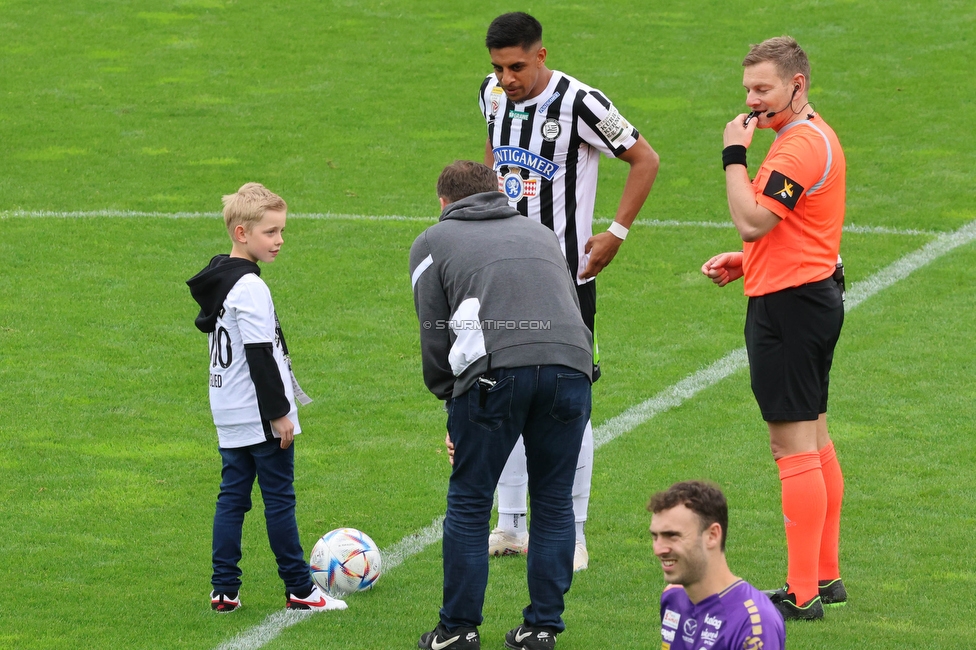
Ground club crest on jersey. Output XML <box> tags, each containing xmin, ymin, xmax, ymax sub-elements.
<box><xmin>490</xmin><ymin>86</ymin><xmax>504</xmax><ymax>116</ymax></box>
<box><xmin>491</xmin><ymin>146</ymin><xmax>559</xmax><ymax>180</ymax></box>
<box><xmin>541</xmin><ymin>118</ymin><xmax>561</xmax><ymax>142</ymax></box>
<box><xmin>501</xmin><ymin>173</ymin><xmax>538</xmax><ymax>201</ymax></box>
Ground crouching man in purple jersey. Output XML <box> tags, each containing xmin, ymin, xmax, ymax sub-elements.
<box><xmin>649</xmin><ymin>482</ymin><xmax>784</xmax><ymax>650</ymax></box>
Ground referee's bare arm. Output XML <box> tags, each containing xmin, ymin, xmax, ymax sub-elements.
<box><xmin>579</xmin><ymin>135</ymin><xmax>659</xmax><ymax>279</ymax></box>
<box><xmin>723</xmin><ymin>114</ymin><xmax>779</xmax><ymax>242</ymax></box>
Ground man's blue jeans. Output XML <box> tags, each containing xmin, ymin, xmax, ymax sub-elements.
<box><xmin>440</xmin><ymin>365</ymin><xmax>591</xmax><ymax>632</ymax></box>
<box><xmin>211</xmin><ymin>439</ymin><xmax>312</xmax><ymax>593</ymax></box>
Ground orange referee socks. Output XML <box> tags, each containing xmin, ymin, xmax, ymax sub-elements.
<box><xmin>818</xmin><ymin>442</ymin><xmax>844</xmax><ymax>581</ymax></box>
<box><xmin>776</xmin><ymin>451</ymin><xmax>826</xmax><ymax>605</ymax></box>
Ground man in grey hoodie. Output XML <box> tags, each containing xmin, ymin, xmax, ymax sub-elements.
<box><xmin>411</xmin><ymin>161</ymin><xmax>592</xmax><ymax>650</ymax></box>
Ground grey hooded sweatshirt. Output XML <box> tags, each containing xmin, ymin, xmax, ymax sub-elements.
<box><xmin>409</xmin><ymin>191</ymin><xmax>593</xmax><ymax>400</ymax></box>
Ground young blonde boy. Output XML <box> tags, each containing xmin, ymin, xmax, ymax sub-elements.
<box><xmin>187</xmin><ymin>183</ymin><xmax>345</xmax><ymax>613</ymax></box>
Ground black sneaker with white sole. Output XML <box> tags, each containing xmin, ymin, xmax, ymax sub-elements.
<box><xmin>210</xmin><ymin>590</ymin><xmax>240</xmax><ymax>612</ymax></box>
<box><xmin>418</xmin><ymin>623</ymin><xmax>480</xmax><ymax>650</ymax></box>
<box><xmin>504</xmin><ymin>624</ymin><xmax>558</xmax><ymax>650</ymax></box>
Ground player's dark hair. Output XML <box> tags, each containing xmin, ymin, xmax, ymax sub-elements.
<box><xmin>436</xmin><ymin>161</ymin><xmax>498</xmax><ymax>205</ymax></box>
<box><xmin>648</xmin><ymin>481</ymin><xmax>729</xmax><ymax>551</ymax></box>
<box><xmin>485</xmin><ymin>12</ymin><xmax>543</xmax><ymax>51</ymax></box>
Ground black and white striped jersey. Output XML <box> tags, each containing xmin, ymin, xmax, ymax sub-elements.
<box><xmin>479</xmin><ymin>70</ymin><xmax>640</xmax><ymax>283</ymax></box>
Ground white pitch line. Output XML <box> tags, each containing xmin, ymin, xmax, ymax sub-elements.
<box><xmin>840</xmin><ymin>223</ymin><xmax>940</xmax><ymax>237</ymax></box>
<box><xmin>845</xmin><ymin>219</ymin><xmax>976</xmax><ymax>309</ymax></box>
<box><xmin>216</xmin><ymin>219</ymin><xmax>976</xmax><ymax>648</ymax></box>
<box><xmin>213</xmin><ymin>517</ymin><xmax>447</xmax><ymax>650</ymax></box>
<box><xmin>593</xmin><ymin>348</ymin><xmax>748</xmax><ymax>449</ymax></box>
<box><xmin>0</xmin><ymin>209</ymin><xmax>438</xmax><ymax>222</ymax></box>
<box><xmin>378</xmin><ymin>516</ymin><xmax>446</xmax><ymax>572</ymax></box>
<box><xmin>0</xmin><ymin>209</ymin><xmax>941</xmax><ymax>237</ymax></box>
<box><xmin>214</xmin><ymin>610</ymin><xmax>315</xmax><ymax>650</ymax></box>
<box><xmin>594</xmin><ymin>219</ymin><xmax>937</xmax><ymax>237</ymax></box>
<box><xmin>597</xmin><ymin>218</ymin><xmax>976</xmax><ymax>447</ymax></box>
<box><xmin>214</xmin><ymin>220</ymin><xmax>975</xmax><ymax>649</ymax></box>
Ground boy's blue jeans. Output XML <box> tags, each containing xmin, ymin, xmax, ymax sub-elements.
<box><xmin>211</xmin><ymin>439</ymin><xmax>312</xmax><ymax>594</ymax></box>
<box><xmin>440</xmin><ymin>364</ymin><xmax>591</xmax><ymax>633</ymax></box>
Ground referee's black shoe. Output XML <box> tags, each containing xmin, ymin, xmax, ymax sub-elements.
<box><xmin>818</xmin><ymin>578</ymin><xmax>848</xmax><ymax>607</ymax></box>
<box><xmin>766</xmin><ymin>579</ymin><xmax>848</xmax><ymax>608</ymax></box>
<box><xmin>418</xmin><ymin>623</ymin><xmax>480</xmax><ymax>649</ymax></box>
<box><xmin>764</xmin><ymin>585</ymin><xmax>824</xmax><ymax>621</ymax></box>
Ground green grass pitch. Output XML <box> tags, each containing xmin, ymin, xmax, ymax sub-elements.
<box><xmin>1</xmin><ymin>1</ymin><xmax>974</xmax><ymax>649</ymax></box>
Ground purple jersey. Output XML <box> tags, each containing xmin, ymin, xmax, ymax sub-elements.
<box><xmin>659</xmin><ymin>580</ymin><xmax>785</xmax><ymax>650</ymax></box>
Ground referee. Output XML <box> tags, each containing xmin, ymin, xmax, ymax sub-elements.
<box><xmin>702</xmin><ymin>36</ymin><xmax>847</xmax><ymax>621</ymax></box>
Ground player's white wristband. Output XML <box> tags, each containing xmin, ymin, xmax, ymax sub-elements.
<box><xmin>608</xmin><ymin>221</ymin><xmax>629</xmax><ymax>241</ymax></box>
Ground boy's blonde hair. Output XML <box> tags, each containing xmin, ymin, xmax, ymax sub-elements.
<box><xmin>222</xmin><ymin>182</ymin><xmax>287</xmax><ymax>234</ymax></box>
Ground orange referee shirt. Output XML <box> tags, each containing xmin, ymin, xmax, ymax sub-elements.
<box><xmin>742</xmin><ymin>114</ymin><xmax>846</xmax><ymax>297</ymax></box>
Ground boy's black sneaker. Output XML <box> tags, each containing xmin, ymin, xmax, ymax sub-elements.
<box><xmin>765</xmin><ymin>586</ymin><xmax>824</xmax><ymax>621</ymax></box>
<box><xmin>818</xmin><ymin>578</ymin><xmax>848</xmax><ymax>607</ymax></box>
<box><xmin>504</xmin><ymin>624</ymin><xmax>558</xmax><ymax>650</ymax></box>
<box><xmin>418</xmin><ymin>623</ymin><xmax>480</xmax><ymax>649</ymax></box>
<box><xmin>210</xmin><ymin>590</ymin><xmax>241</xmax><ymax>612</ymax></box>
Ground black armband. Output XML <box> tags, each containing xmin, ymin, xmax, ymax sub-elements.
<box><xmin>722</xmin><ymin>145</ymin><xmax>748</xmax><ymax>170</ymax></box>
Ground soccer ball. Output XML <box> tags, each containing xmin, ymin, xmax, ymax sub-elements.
<box><xmin>309</xmin><ymin>528</ymin><xmax>382</xmax><ymax>598</ymax></box>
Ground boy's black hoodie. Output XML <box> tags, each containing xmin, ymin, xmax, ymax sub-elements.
<box><xmin>186</xmin><ymin>254</ymin><xmax>261</xmax><ymax>333</ymax></box>
<box><xmin>186</xmin><ymin>254</ymin><xmax>290</xmax><ymax>423</ymax></box>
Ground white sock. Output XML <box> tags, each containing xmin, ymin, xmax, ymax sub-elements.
<box><xmin>499</xmin><ymin>513</ymin><xmax>527</xmax><ymax>535</ymax></box>
<box><xmin>572</xmin><ymin>419</ymin><xmax>593</xmax><ymax>545</ymax></box>
<box><xmin>497</xmin><ymin>436</ymin><xmax>528</xmax><ymax>534</ymax></box>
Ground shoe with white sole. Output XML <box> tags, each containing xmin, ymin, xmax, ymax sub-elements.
<box><xmin>573</xmin><ymin>541</ymin><xmax>588</xmax><ymax>572</ymax></box>
<box><xmin>488</xmin><ymin>528</ymin><xmax>528</xmax><ymax>556</ymax></box>
<box><xmin>286</xmin><ymin>584</ymin><xmax>348</xmax><ymax>611</ymax></box>
<box><xmin>210</xmin><ymin>590</ymin><xmax>240</xmax><ymax>612</ymax></box>
<box><xmin>505</xmin><ymin>624</ymin><xmax>557</xmax><ymax>650</ymax></box>
<box><xmin>418</xmin><ymin>622</ymin><xmax>480</xmax><ymax>649</ymax></box>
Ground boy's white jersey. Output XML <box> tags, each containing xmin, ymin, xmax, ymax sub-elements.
<box><xmin>479</xmin><ymin>70</ymin><xmax>641</xmax><ymax>284</ymax></box>
<box><xmin>208</xmin><ymin>273</ymin><xmax>300</xmax><ymax>448</ymax></box>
